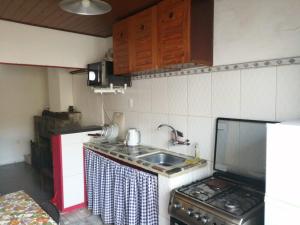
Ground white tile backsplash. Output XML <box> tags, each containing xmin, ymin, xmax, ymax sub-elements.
<box><xmin>103</xmin><ymin>93</ymin><xmax>118</xmax><ymax>111</ymax></box>
<box><xmin>241</xmin><ymin>67</ymin><xmax>276</xmax><ymax>120</ymax></box>
<box><xmin>167</xmin><ymin>76</ymin><xmax>188</xmax><ymax>115</ymax></box>
<box><xmin>150</xmin><ymin>114</ymin><xmax>169</xmax><ymax>149</ymax></box>
<box><xmin>151</xmin><ymin>77</ymin><xmax>168</xmax><ymax>114</ymax></box>
<box><xmin>136</xmin><ymin>79</ymin><xmax>152</xmax><ymax>113</ymax></box>
<box><xmin>188</xmin><ymin>73</ymin><xmax>212</xmax><ymax>116</ymax></box>
<box><xmin>187</xmin><ymin>116</ymin><xmax>213</xmax><ymax>161</ymax></box>
<box><xmin>168</xmin><ymin>115</ymin><xmax>188</xmax><ymax>155</ymax></box>
<box><xmin>212</xmin><ymin>70</ymin><xmax>241</xmax><ymax>118</ymax></box>
<box><xmin>104</xmin><ymin>64</ymin><xmax>300</xmax><ymax>160</ymax></box>
<box><xmin>138</xmin><ymin>113</ymin><xmax>152</xmax><ymax>145</ymax></box>
<box><xmin>276</xmin><ymin>65</ymin><xmax>300</xmax><ymax>121</ymax></box>
<box><xmin>126</xmin><ymin>84</ymin><xmax>139</xmax><ymax>112</ymax></box>
<box><xmin>104</xmin><ymin>110</ymin><xmax>113</xmax><ymax>124</ymax></box>
<box><xmin>124</xmin><ymin>111</ymin><xmax>139</xmax><ymax>130</ymax></box>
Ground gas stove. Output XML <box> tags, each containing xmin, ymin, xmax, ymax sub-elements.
<box><xmin>169</xmin><ymin>118</ymin><xmax>273</xmax><ymax>225</ymax></box>
<box><xmin>169</xmin><ymin>176</ymin><xmax>264</xmax><ymax>225</ymax></box>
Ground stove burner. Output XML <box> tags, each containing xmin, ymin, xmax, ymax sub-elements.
<box><xmin>179</xmin><ymin>177</ymin><xmax>235</xmax><ymax>202</ymax></box>
<box><xmin>209</xmin><ymin>187</ymin><xmax>263</xmax><ymax>216</ymax></box>
<box><xmin>224</xmin><ymin>200</ymin><xmax>240</xmax><ymax>211</ymax></box>
<box><xmin>206</xmin><ymin>178</ymin><xmax>231</xmax><ymax>189</ymax></box>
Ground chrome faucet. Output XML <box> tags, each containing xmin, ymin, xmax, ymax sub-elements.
<box><xmin>157</xmin><ymin>124</ymin><xmax>190</xmax><ymax>146</ymax></box>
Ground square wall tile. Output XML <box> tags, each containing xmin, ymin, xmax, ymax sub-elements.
<box><xmin>103</xmin><ymin>93</ymin><xmax>127</xmax><ymax>112</ymax></box>
<box><xmin>212</xmin><ymin>70</ymin><xmax>241</xmax><ymax>118</ymax></box>
<box><xmin>124</xmin><ymin>111</ymin><xmax>139</xmax><ymax>131</ymax></box>
<box><xmin>188</xmin><ymin>73</ymin><xmax>212</xmax><ymax>117</ymax></box>
<box><xmin>138</xmin><ymin>113</ymin><xmax>152</xmax><ymax>145</ymax></box>
<box><xmin>131</xmin><ymin>79</ymin><xmax>139</xmax><ymax>88</ymax></box>
<box><xmin>241</xmin><ymin>67</ymin><xmax>276</xmax><ymax>121</ymax></box>
<box><xmin>118</xmin><ymin>94</ymin><xmax>129</xmax><ymax>111</ymax></box>
<box><xmin>168</xmin><ymin>76</ymin><xmax>188</xmax><ymax>115</ymax></box>
<box><xmin>168</xmin><ymin>115</ymin><xmax>188</xmax><ymax>155</ymax></box>
<box><xmin>152</xmin><ymin>77</ymin><xmax>168</xmax><ymax>114</ymax></box>
<box><xmin>136</xmin><ymin>79</ymin><xmax>152</xmax><ymax>113</ymax></box>
<box><xmin>187</xmin><ymin>117</ymin><xmax>213</xmax><ymax>161</ymax></box>
<box><xmin>151</xmin><ymin>114</ymin><xmax>169</xmax><ymax>149</ymax></box>
<box><xmin>103</xmin><ymin>94</ymin><xmax>118</xmax><ymax>111</ymax></box>
<box><xmin>126</xmin><ymin>85</ymin><xmax>139</xmax><ymax>112</ymax></box>
<box><xmin>103</xmin><ymin>94</ymin><xmax>113</xmax><ymax>111</ymax></box>
<box><xmin>104</xmin><ymin>110</ymin><xmax>113</xmax><ymax>124</ymax></box>
<box><xmin>276</xmin><ymin>65</ymin><xmax>300</xmax><ymax>121</ymax></box>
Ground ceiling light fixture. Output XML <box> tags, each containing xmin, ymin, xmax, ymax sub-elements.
<box><xmin>59</xmin><ymin>0</ymin><xmax>112</xmax><ymax>16</ymax></box>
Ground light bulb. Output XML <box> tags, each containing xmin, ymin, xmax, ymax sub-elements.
<box><xmin>82</xmin><ymin>0</ymin><xmax>91</xmax><ymax>8</ymax></box>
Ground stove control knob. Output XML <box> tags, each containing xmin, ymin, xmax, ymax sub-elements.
<box><xmin>194</xmin><ymin>212</ymin><xmax>201</xmax><ymax>220</ymax></box>
<box><xmin>186</xmin><ymin>208</ymin><xmax>194</xmax><ymax>217</ymax></box>
<box><xmin>201</xmin><ymin>216</ymin><xmax>209</xmax><ymax>224</ymax></box>
<box><xmin>173</xmin><ymin>203</ymin><xmax>181</xmax><ymax>209</ymax></box>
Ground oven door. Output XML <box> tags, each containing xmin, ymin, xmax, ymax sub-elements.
<box><xmin>170</xmin><ymin>217</ymin><xmax>187</xmax><ymax>225</ymax></box>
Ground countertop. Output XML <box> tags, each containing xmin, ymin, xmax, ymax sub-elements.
<box><xmin>50</xmin><ymin>125</ymin><xmax>103</xmax><ymax>135</ymax></box>
<box><xmin>84</xmin><ymin>142</ymin><xmax>207</xmax><ymax>177</ymax></box>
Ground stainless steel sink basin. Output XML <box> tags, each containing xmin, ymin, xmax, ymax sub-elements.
<box><xmin>140</xmin><ymin>153</ymin><xmax>186</xmax><ymax>167</ymax></box>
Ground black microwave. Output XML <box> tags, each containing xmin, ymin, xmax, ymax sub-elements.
<box><xmin>87</xmin><ymin>61</ymin><xmax>131</xmax><ymax>87</ymax></box>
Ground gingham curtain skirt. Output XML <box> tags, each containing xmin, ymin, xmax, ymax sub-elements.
<box><xmin>84</xmin><ymin>149</ymin><xmax>159</xmax><ymax>225</ymax></box>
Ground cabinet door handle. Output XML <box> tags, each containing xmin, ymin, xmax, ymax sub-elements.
<box><xmin>120</xmin><ymin>32</ymin><xmax>123</xmax><ymax>38</ymax></box>
<box><xmin>169</xmin><ymin>12</ymin><xmax>174</xmax><ymax>19</ymax></box>
<box><xmin>140</xmin><ymin>24</ymin><xmax>145</xmax><ymax>31</ymax></box>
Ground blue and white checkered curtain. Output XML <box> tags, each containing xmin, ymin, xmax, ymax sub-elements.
<box><xmin>84</xmin><ymin>149</ymin><xmax>158</xmax><ymax>225</ymax></box>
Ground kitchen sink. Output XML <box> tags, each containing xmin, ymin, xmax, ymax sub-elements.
<box><xmin>140</xmin><ymin>153</ymin><xmax>186</xmax><ymax>167</ymax></box>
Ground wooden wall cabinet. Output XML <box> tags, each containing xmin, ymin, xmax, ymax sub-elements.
<box><xmin>157</xmin><ymin>0</ymin><xmax>214</xmax><ymax>67</ymax></box>
<box><xmin>113</xmin><ymin>19</ymin><xmax>131</xmax><ymax>75</ymax></box>
<box><xmin>157</xmin><ymin>0</ymin><xmax>190</xmax><ymax>67</ymax></box>
<box><xmin>130</xmin><ymin>6</ymin><xmax>158</xmax><ymax>72</ymax></box>
<box><xmin>112</xmin><ymin>0</ymin><xmax>213</xmax><ymax>75</ymax></box>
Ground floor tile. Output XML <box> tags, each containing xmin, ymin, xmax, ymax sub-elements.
<box><xmin>61</xmin><ymin>208</ymin><xmax>103</xmax><ymax>225</ymax></box>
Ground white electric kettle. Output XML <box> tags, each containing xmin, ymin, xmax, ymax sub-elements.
<box><xmin>125</xmin><ymin>128</ymin><xmax>141</xmax><ymax>146</ymax></box>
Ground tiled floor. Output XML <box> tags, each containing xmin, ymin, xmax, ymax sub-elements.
<box><xmin>0</xmin><ymin>162</ymin><xmax>52</xmax><ymax>204</ymax></box>
<box><xmin>60</xmin><ymin>208</ymin><xmax>103</xmax><ymax>225</ymax></box>
<box><xmin>0</xmin><ymin>162</ymin><xmax>103</xmax><ymax>225</ymax></box>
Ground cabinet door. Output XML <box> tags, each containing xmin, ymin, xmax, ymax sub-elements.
<box><xmin>158</xmin><ymin>0</ymin><xmax>191</xmax><ymax>67</ymax></box>
<box><xmin>63</xmin><ymin>174</ymin><xmax>84</xmax><ymax>208</ymax></box>
<box><xmin>130</xmin><ymin>6</ymin><xmax>158</xmax><ymax>72</ymax></box>
<box><xmin>113</xmin><ymin>19</ymin><xmax>131</xmax><ymax>75</ymax></box>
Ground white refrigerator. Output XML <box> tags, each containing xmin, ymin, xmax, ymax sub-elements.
<box><xmin>265</xmin><ymin>121</ymin><xmax>300</xmax><ymax>225</ymax></box>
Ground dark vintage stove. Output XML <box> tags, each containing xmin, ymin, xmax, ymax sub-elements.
<box><xmin>169</xmin><ymin>118</ymin><xmax>274</xmax><ymax>225</ymax></box>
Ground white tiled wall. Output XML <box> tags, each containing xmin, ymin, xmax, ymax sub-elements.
<box><xmin>276</xmin><ymin>65</ymin><xmax>300</xmax><ymax>121</ymax></box>
<box><xmin>240</xmin><ymin>67</ymin><xmax>277</xmax><ymax>120</ymax></box>
<box><xmin>103</xmin><ymin>64</ymin><xmax>300</xmax><ymax>164</ymax></box>
<box><xmin>212</xmin><ymin>70</ymin><xmax>241</xmax><ymax>118</ymax></box>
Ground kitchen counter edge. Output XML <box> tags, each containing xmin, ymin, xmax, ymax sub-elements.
<box><xmin>83</xmin><ymin>142</ymin><xmax>207</xmax><ymax>178</ymax></box>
